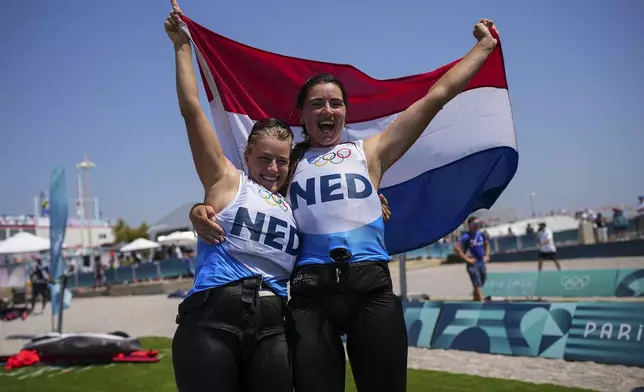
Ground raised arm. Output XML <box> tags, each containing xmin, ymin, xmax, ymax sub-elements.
<box><xmin>165</xmin><ymin>2</ymin><xmax>237</xmax><ymax>194</ymax></box>
<box><xmin>364</xmin><ymin>19</ymin><xmax>499</xmax><ymax>186</ymax></box>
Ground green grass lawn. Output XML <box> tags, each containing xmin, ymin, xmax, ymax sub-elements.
<box><xmin>0</xmin><ymin>337</ymin><xmax>590</xmax><ymax>392</ymax></box>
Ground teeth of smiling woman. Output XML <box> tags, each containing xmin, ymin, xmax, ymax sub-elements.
<box><xmin>318</xmin><ymin>119</ymin><xmax>335</xmax><ymax>132</ymax></box>
<box><xmin>261</xmin><ymin>175</ymin><xmax>278</xmax><ymax>182</ymax></box>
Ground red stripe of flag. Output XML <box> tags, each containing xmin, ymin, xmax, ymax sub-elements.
<box><xmin>182</xmin><ymin>16</ymin><xmax>509</xmax><ymax>125</ymax></box>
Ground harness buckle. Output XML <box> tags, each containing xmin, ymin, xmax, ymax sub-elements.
<box><xmin>241</xmin><ymin>276</ymin><xmax>262</xmax><ymax>306</ymax></box>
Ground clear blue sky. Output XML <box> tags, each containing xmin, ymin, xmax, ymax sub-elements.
<box><xmin>1</xmin><ymin>0</ymin><xmax>642</xmax><ymax>226</ymax></box>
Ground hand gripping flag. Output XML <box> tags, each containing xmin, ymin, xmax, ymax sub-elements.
<box><xmin>180</xmin><ymin>16</ymin><xmax>518</xmax><ymax>255</ymax></box>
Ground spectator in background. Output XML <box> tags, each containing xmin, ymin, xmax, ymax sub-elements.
<box><xmin>93</xmin><ymin>258</ymin><xmax>105</xmax><ymax>289</ymax></box>
<box><xmin>537</xmin><ymin>222</ymin><xmax>562</xmax><ymax>271</ymax></box>
<box><xmin>612</xmin><ymin>207</ymin><xmax>629</xmax><ymax>241</ymax></box>
<box><xmin>174</xmin><ymin>245</ymin><xmax>183</xmax><ymax>259</ymax></box>
<box><xmin>595</xmin><ymin>213</ymin><xmax>608</xmax><ymax>243</ymax></box>
<box><xmin>482</xmin><ymin>229</ymin><xmax>490</xmax><ymax>243</ymax></box>
<box><xmin>636</xmin><ymin>196</ymin><xmax>644</xmax><ymax>238</ymax></box>
<box><xmin>586</xmin><ymin>208</ymin><xmax>597</xmax><ymax>223</ymax></box>
<box><xmin>525</xmin><ymin>223</ymin><xmax>535</xmax><ymax>236</ymax></box>
<box><xmin>29</xmin><ymin>258</ymin><xmax>50</xmax><ymax>313</ymax></box>
<box><xmin>454</xmin><ymin>217</ymin><xmax>490</xmax><ymax>302</ymax></box>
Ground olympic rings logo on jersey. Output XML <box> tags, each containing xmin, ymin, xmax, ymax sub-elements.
<box><xmin>308</xmin><ymin>148</ymin><xmax>352</xmax><ymax>167</ymax></box>
<box><xmin>258</xmin><ymin>189</ymin><xmax>290</xmax><ymax>212</ymax></box>
<box><xmin>560</xmin><ymin>275</ymin><xmax>590</xmax><ymax>291</ymax></box>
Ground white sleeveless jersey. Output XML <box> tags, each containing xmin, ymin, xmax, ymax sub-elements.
<box><xmin>188</xmin><ymin>171</ymin><xmax>299</xmax><ymax>298</ymax></box>
<box><xmin>287</xmin><ymin>140</ymin><xmax>389</xmax><ymax>266</ymax></box>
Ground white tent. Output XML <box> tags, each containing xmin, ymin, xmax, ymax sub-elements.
<box><xmin>119</xmin><ymin>238</ymin><xmax>161</xmax><ymax>253</ymax></box>
<box><xmin>0</xmin><ymin>232</ymin><xmax>50</xmax><ymax>254</ymax></box>
<box><xmin>157</xmin><ymin>231</ymin><xmax>197</xmax><ymax>246</ymax></box>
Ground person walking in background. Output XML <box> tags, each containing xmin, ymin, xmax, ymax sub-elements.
<box><xmin>595</xmin><ymin>213</ymin><xmax>608</xmax><ymax>243</ymax></box>
<box><xmin>612</xmin><ymin>207</ymin><xmax>629</xmax><ymax>241</ymax></box>
<box><xmin>29</xmin><ymin>258</ymin><xmax>50</xmax><ymax>313</ymax></box>
<box><xmin>636</xmin><ymin>196</ymin><xmax>644</xmax><ymax>238</ymax></box>
<box><xmin>454</xmin><ymin>217</ymin><xmax>490</xmax><ymax>302</ymax></box>
<box><xmin>93</xmin><ymin>257</ymin><xmax>106</xmax><ymax>289</ymax></box>
<box><xmin>525</xmin><ymin>223</ymin><xmax>535</xmax><ymax>236</ymax></box>
<box><xmin>537</xmin><ymin>222</ymin><xmax>562</xmax><ymax>271</ymax></box>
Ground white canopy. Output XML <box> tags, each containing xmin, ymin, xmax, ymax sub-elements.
<box><xmin>0</xmin><ymin>232</ymin><xmax>50</xmax><ymax>254</ymax></box>
<box><xmin>119</xmin><ymin>238</ymin><xmax>161</xmax><ymax>252</ymax></box>
<box><xmin>157</xmin><ymin>231</ymin><xmax>197</xmax><ymax>246</ymax></box>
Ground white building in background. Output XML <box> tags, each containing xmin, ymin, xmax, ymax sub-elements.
<box><xmin>481</xmin><ymin>215</ymin><xmax>580</xmax><ymax>238</ymax></box>
<box><xmin>0</xmin><ymin>214</ymin><xmax>114</xmax><ymax>249</ymax></box>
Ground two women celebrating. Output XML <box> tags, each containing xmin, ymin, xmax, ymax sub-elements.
<box><xmin>165</xmin><ymin>1</ymin><xmax>499</xmax><ymax>390</ymax></box>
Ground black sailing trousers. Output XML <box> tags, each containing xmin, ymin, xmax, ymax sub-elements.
<box><xmin>172</xmin><ymin>277</ymin><xmax>293</xmax><ymax>392</ymax></box>
<box><xmin>288</xmin><ymin>261</ymin><xmax>408</xmax><ymax>392</ymax></box>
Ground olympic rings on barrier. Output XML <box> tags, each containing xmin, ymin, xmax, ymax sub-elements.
<box><xmin>258</xmin><ymin>188</ymin><xmax>290</xmax><ymax>212</ymax></box>
<box><xmin>309</xmin><ymin>148</ymin><xmax>352</xmax><ymax>167</ymax></box>
<box><xmin>560</xmin><ymin>275</ymin><xmax>591</xmax><ymax>291</ymax></box>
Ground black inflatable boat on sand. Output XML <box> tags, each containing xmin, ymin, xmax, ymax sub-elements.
<box><xmin>3</xmin><ymin>332</ymin><xmax>160</xmax><ymax>370</ymax></box>
<box><xmin>22</xmin><ymin>331</ymin><xmax>141</xmax><ymax>362</ymax></box>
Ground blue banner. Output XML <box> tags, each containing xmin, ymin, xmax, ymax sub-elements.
<box><xmin>48</xmin><ymin>167</ymin><xmax>68</xmax><ymax>281</ymax></box>
<box><xmin>401</xmin><ymin>300</ymin><xmax>644</xmax><ymax>366</ymax></box>
<box><xmin>404</xmin><ymin>301</ymin><xmax>442</xmax><ymax>348</ymax></box>
<box><xmin>484</xmin><ymin>272</ymin><xmax>539</xmax><ymax>297</ymax></box>
<box><xmin>535</xmin><ymin>269</ymin><xmax>617</xmax><ymax>298</ymax></box>
<box><xmin>48</xmin><ymin>166</ymin><xmax>72</xmax><ymax>318</ymax></box>
<box><xmin>564</xmin><ymin>302</ymin><xmax>644</xmax><ymax>366</ymax></box>
<box><xmin>614</xmin><ymin>269</ymin><xmax>644</xmax><ymax>297</ymax></box>
<box><xmin>483</xmin><ymin>269</ymin><xmax>644</xmax><ymax>298</ymax></box>
<box><xmin>50</xmin><ymin>282</ymin><xmax>73</xmax><ymax>315</ymax></box>
<box><xmin>430</xmin><ymin>302</ymin><xmax>577</xmax><ymax>359</ymax></box>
